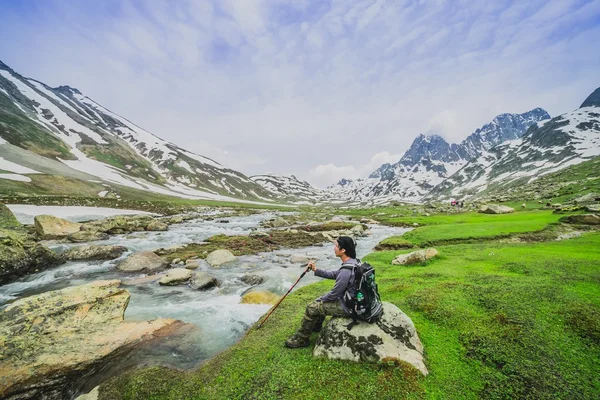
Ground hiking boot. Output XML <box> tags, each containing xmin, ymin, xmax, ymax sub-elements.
<box><xmin>285</xmin><ymin>334</ymin><xmax>310</xmax><ymax>348</ymax></box>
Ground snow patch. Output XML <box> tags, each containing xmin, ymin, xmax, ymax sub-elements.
<box><xmin>0</xmin><ymin>157</ymin><xmax>40</xmax><ymax>174</ymax></box>
<box><xmin>0</xmin><ymin>174</ymin><xmax>31</xmax><ymax>182</ymax></box>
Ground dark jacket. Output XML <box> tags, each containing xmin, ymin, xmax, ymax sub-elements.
<box><xmin>314</xmin><ymin>258</ymin><xmax>358</xmax><ymax>315</ymax></box>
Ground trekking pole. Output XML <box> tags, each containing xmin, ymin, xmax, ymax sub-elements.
<box><xmin>257</xmin><ymin>264</ymin><xmax>312</xmax><ymax>329</ymax></box>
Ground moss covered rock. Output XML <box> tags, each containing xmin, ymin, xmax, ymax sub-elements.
<box><xmin>34</xmin><ymin>214</ymin><xmax>82</xmax><ymax>240</ymax></box>
<box><xmin>0</xmin><ymin>203</ymin><xmax>20</xmax><ymax>229</ymax></box>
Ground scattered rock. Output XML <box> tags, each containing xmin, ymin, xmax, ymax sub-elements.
<box><xmin>0</xmin><ymin>280</ymin><xmax>181</xmax><ymax>400</ymax></box>
<box><xmin>559</xmin><ymin>214</ymin><xmax>600</xmax><ymax>225</ymax></box>
<box><xmin>184</xmin><ymin>259</ymin><xmax>205</xmax><ymax>270</ymax></box>
<box><xmin>585</xmin><ymin>204</ymin><xmax>600</xmax><ymax>213</ymax></box>
<box><xmin>240</xmin><ymin>290</ymin><xmax>280</xmax><ymax>305</ymax></box>
<box><xmin>574</xmin><ymin>192</ymin><xmax>600</xmax><ymax>204</ymax></box>
<box><xmin>34</xmin><ymin>215</ymin><xmax>82</xmax><ymax>240</ymax></box>
<box><xmin>350</xmin><ymin>224</ymin><xmax>365</xmax><ymax>236</ymax></box>
<box><xmin>240</xmin><ymin>274</ymin><xmax>264</xmax><ymax>286</ymax></box>
<box><xmin>189</xmin><ymin>271</ymin><xmax>218</xmax><ymax>290</ymax></box>
<box><xmin>249</xmin><ymin>230</ymin><xmax>270</xmax><ymax>238</ymax></box>
<box><xmin>172</xmin><ymin>258</ymin><xmax>181</xmax><ymax>264</ymax></box>
<box><xmin>360</xmin><ymin>218</ymin><xmax>379</xmax><ymax>224</ymax></box>
<box><xmin>0</xmin><ymin>229</ymin><xmax>64</xmax><ymax>285</ymax></box>
<box><xmin>391</xmin><ymin>248</ymin><xmax>439</xmax><ymax>265</ymax></box>
<box><xmin>146</xmin><ymin>221</ymin><xmax>168</xmax><ymax>231</ymax></box>
<box><xmin>80</xmin><ymin>215</ymin><xmax>155</xmax><ymax>234</ymax></box>
<box><xmin>206</xmin><ymin>249</ymin><xmax>236</xmax><ymax>267</ymax></box>
<box><xmin>117</xmin><ymin>251</ymin><xmax>168</xmax><ymax>272</ymax></box>
<box><xmin>313</xmin><ymin>302</ymin><xmax>427</xmax><ymax>375</ymax></box>
<box><xmin>478</xmin><ymin>204</ymin><xmax>514</xmax><ymax>214</ymax></box>
<box><xmin>63</xmin><ymin>245</ymin><xmax>128</xmax><ymax>261</ymax></box>
<box><xmin>289</xmin><ymin>254</ymin><xmax>311</xmax><ymax>264</ymax></box>
<box><xmin>67</xmin><ymin>231</ymin><xmax>109</xmax><ymax>243</ymax></box>
<box><xmin>159</xmin><ymin>268</ymin><xmax>192</xmax><ymax>285</ymax></box>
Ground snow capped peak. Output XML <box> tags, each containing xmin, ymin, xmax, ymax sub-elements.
<box><xmin>54</xmin><ymin>85</ymin><xmax>82</xmax><ymax>96</ymax></box>
<box><xmin>581</xmin><ymin>87</ymin><xmax>600</xmax><ymax>108</ymax></box>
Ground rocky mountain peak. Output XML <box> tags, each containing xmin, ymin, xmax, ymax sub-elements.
<box><xmin>54</xmin><ymin>85</ymin><xmax>82</xmax><ymax>96</ymax></box>
<box><xmin>581</xmin><ymin>87</ymin><xmax>600</xmax><ymax>108</ymax></box>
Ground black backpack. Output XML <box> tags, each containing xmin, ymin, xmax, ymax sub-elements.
<box><xmin>341</xmin><ymin>260</ymin><xmax>384</xmax><ymax>330</ymax></box>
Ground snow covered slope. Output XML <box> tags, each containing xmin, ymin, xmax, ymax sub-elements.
<box><xmin>428</xmin><ymin>87</ymin><xmax>600</xmax><ymax>200</ymax></box>
<box><xmin>329</xmin><ymin>109</ymin><xmax>550</xmax><ymax>202</ymax></box>
<box><xmin>0</xmin><ymin>60</ymin><xmax>275</xmax><ymax>202</ymax></box>
<box><xmin>250</xmin><ymin>174</ymin><xmax>327</xmax><ymax>204</ymax></box>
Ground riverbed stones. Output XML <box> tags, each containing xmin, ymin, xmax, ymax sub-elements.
<box><xmin>146</xmin><ymin>220</ymin><xmax>169</xmax><ymax>231</ymax></box>
<box><xmin>240</xmin><ymin>290</ymin><xmax>280</xmax><ymax>305</ymax></box>
<box><xmin>206</xmin><ymin>249</ymin><xmax>236</xmax><ymax>267</ymax></box>
<box><xmin>240</xmin><ymin>274</ymin><xmax>264</xmax><ymax>286</ymax></box>
<box><xmin>0</xmin><ymin>280</ymin><xmax>181</xmax><ymax>400</ymax></box>
<box><xmin>249</xmin><ymin>230</ymin><xmax>269</xmax><ymax>238</ymax></box>
<box><xmin>478</xmin><ymin>204</ymin><xmax>514</xmax><ymax>214</ymax></box>
<box><xmin>392</xmin><ymin>248</ymin><xmax>439</xmax><ymax>265</ymax></box>
<box><xmin>67</xmin><ymin>230</ymin><xmax>109</xmax><ymax>243</ymax></box>
<box><xmin>585</xmin><ymin>204</ymin><xmax>600</xmax><ymax>212</ymax></box>
<box><xmin>34</xmin><ymin>215</ymin><xmax>82</xmax><ymax>240</ymax></box>
<box><xmin>159</xmin><ymin>268</ymin><xmax>192</xmax><ymax>285</ymax></box>
<box><xmin>289</xmin><ymin>254</ymin><xmax>311</xmax><ymax>264</ymax></box>
<box><xmin>574</xmin><ymin>192</ymin><xmax>600</xmax><ymax>204</ymax></box>
<box><xmin>117</xmin><ymin>251</ymin><xmax>168</xmax><ymax>272</ymax></box>
<box><xmin>313</xmin><ymin>302</ymin><xmax>428</xmax><ymax>376</ymax></box>
<box><xmin>63</xmin><ymin>245</ymin><xmax>128</xmax><ymax>261</ymax></box>
<box><xmin>0</xmin><ymin>229</ymin><xmax>64</xmax><ymax>285</ymax></box>
<box><xmin>559</xmin><ymin>214</ymin><xmax>600</xmax><ymax>225</ymax></box>
<box><xmin>189</xmin><ymin>271</ymin><xmax>218</xmax><ymax>290</ymax></box>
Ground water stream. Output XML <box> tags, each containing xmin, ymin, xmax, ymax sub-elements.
<box><xmin>1</xmin><ymin>206</ymin><xmax>409</xmax><ymax>395</ymax></box>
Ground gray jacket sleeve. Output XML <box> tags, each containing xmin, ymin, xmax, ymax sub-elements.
<box><xmin>314</xmin><ymin>268</ymin><xmax>337</xmax><ymax>280</ymax></box>
<box><xmin>317</xmin><ymin>268</ymin><xmax>352</xmax><ymax>302</ymax></box>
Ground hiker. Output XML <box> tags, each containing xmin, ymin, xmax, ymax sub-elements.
<box><xmin>285</xmin><ymin>236</ymin><xmax>358</xmax><ymax>348</ymax></box>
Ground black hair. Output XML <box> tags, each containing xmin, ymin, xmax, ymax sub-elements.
<box><xmin>336</xmin><ymin>236</ymin><xmax>357</xmax><ymax>258</ymax></box>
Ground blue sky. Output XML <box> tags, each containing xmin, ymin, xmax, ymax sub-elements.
<box><xmin>1</xmin><ymin>0</ymin><xmax>599</xmax><ymax>187</ymax></box>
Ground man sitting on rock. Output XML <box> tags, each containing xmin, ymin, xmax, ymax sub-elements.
<box><xmin>285</xmin><ymin>236</ymin><xmax>358</xmax><ymax>348</ymax></box>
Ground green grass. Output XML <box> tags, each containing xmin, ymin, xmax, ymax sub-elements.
<box><xmin>101</xmin><ymin>228</ymin><xmax>600</xmax><ymax>400</ymax></box>
<box><xmin>377</xmin><ymin>210</ymin><xmax>565</xmax><ymax>248</ymax></box>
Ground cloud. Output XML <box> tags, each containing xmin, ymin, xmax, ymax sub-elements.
<box><xmin>1</xmin><ymin>0</ymin><xmax>599</xmax><ymax>187</ymax></box>
<box><xmin>309</xmin><ymin>151</ymin><xmax>404</xmax><ymax>188</ymax></box>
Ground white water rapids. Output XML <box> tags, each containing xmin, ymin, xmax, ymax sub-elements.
<box><xmin>0</xmin><ymin>206</ymin><xmax>408</xmax><ymax>387</ymax></box>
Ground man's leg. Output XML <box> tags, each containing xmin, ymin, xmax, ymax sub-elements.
<box><xmin>285</xmin><ymin>300</ymin><xmax>346</xmax><ymax>348</ymax></box>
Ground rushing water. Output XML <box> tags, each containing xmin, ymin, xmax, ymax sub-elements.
<box><xmin>1</xmin><ymin>206</ymin><xmax>409</xmax><ymax>395</ymax></box>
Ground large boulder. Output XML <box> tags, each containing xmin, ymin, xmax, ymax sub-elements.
<box><xmin>189</xmin><ymin>271</ymin><xmax>219</xmax><ymax>290</ymax></box>
<box><xmin>585</xmin><ymin>204</ymin><xmax>600</xmax><ymax>213</ymax></box>
<box><xmin>117</xmin><ymin>251</ymin><xmax>168</xmax><ymax>272</ymax></box>
<box><xmin>573</xmin><ymin>192</ymin><xmax>600</xmax><ymax>204</ymax></box>
<box><xmin>392</xmin><ymin>248</ymin><xmax>439</xmax><ymax>265</ymax></box>
<box><xmin>63</xmin><ymin>245</ymin><xmax>128</xmax><ymax>261</ymax></box>
<box><xmin>313</xmin><ymin>302</ymin><xmax>428</xmax><ymax>376</ymax></box>
<box><xmin>289</xmin><ymin>254</ymin><xmax>311</xmax><ymax>264</ymax></box>
<box><xmin>240</xmin><ymin>274</ymin><xmax>264</xmax><ymax>286</ymax></box>
<box><xmin>0</xmin><ymin>229</ymin><xmax>64</xmax><ymax>285</ymax></box>
<box><xmin>559</xmin><ymin>214</ymin><xmax>600</xmax><ymax>225</ymax></box>
<box><xmin>34</xmin><ymin>215</ymin><xmax>82</xmax><ymax>240</ymax></box>
<box><xmin>240</xmin><ymin>290</ymin><xmax>280</xmax><ymax>305</ymax></box>
<box><xmin>159</xmin><ymin>268</ymin><xmax>192</xmax><ymax>285</ymax></box>
<box><xmin>206</xmin><ymin>249</ymin><xmax>236</xmax><ymax>267</ymax></box>
<box><xmin>478</xmin><ymin>204</ymin><xmax>514</xmax><ymax>214</ymax></box>
<box><xmin>146</xmin><ymin>221</ymin><xmax>168</xmax><ymax>231</ymax></box>
<box><xmin>80</xmin><ymin>215</ymin><xmax>155</xmax><ymax>234</ymax></box>
<box><xmin>67</xmin><ymin>231</ymin><xmax>109</xmax><ymax>243</ymax></box>
<box><xmin>0</xmin><ymin>280</ymin><xmax>181</xmax><ymax>400</ymax></box>
<box><xmin>0</xmin><ymin>203</ymin><xmax>20</xmax><ymax>229</ymax></box>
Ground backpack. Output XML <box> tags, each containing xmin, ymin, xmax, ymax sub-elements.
<box><xmin>341</xmin><ymin>260</ymin><xmax>384</xmax><ymax>330</ymax></box>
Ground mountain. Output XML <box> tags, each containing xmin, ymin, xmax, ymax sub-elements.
<box><xmin>329</xmin><ymin>109</ymin><xmax>550</xmax><ymax>202</ymax></box>
<box><xmin>0</xmin><ymin>60</ymin><xmax>275</xmax><ymax>203</ymax></box>
<box><xmin>428</xmin><ymin>88</ymin><xmax>600</xmax><ymax>201</ymax></box>
<box><xmin>249</xmin><ymin>174</ymin><xmax>326</xmax><ymax>204</ymax></box>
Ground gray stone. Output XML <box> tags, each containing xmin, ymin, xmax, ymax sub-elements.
<box><xmin>313</xmin><ymin>302</ymin><xmax>427</xmax><ymax>375</ymax></box>
<box><xmin>289</xmin><ymin>254</ymin><xmax>311</xmax><ymax>264</ymax></box>
<box><xmin>560</xmin><ymin>214</ymin><xmax>600</xmax><ymax>225</ymax></box>
<box><xmin>240</xmin><ymin>274</ymin><xmax>264</xmax><ymax>286</ymax></box>
<box><xmin>189</xmin><ymin>271</ymin><xmax>218</xmax><ymax>290</ymax></box>
<box><xmin>574</xmin><ymin>192</ymin><xmax>600</xmax><ymax>204</ymax></box>
<box><xmin>206</xmin><ymin>249</ymin><xmax>236</xmax><ymax>267</ymax></box>
<box><xmin>117</xmin><ymin>251</ymin><xmax>168</xmax><ymax>272</ymax></box>
<box><xmin>34</xmin><ymin>215</ymin><xmax>81</xmax><ymax>240</ymax></box>
<box><xmin>585</xmin><ymin>204</ymin><xmax>600</xmax><ymax>213</ymax></box>
<box><xmin>146</xmin><ymin>221</ymin><xmax>168</xmax><ymax>231</ymax></box>
<box><xmin>392</xmin><ymin>249</ymin><xmax>439</xmax><ymax>265</ymax></box>
<box><xmin>67</xmin><ymin>231</ymin><xmax>109</xmax><ymax>243</ymax></box>
<box><xmin>249</xmin><ymin>230</ymin><xmax>270</xmax><ymax>238</ymax></box>
<box><xmin>478</xmin><ymin>204</ymin><xmax>514</xmax><ymax>214</ymax></box>
<box><xmin>63</xmin><ymin>245</ymin><xmax>127</xmax><ymax>261</ymax></box>
<box><xmin>159</xmin><ymin>268</ymin><xmax>192</xmax><ymax>285</ymax></box>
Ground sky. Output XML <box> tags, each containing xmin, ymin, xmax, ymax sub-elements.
<box><xmin>1</xmin><ymin>0</ymin><xmax>599</xmax><ymax>188</ymax></box>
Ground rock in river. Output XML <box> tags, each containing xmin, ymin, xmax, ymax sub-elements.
<box><xmin>34</xmin><ymin>215</ymin><xmax>82</xmax><ymax>240</ymax></box>
<box><xmin>0</xmin><ymin>280</ymin><xmax>181</xmax><ymax>400</ymax></box>
<box><xmin>117</xmin><ymin>251</ymin><xmax>167</xmax><ymax>272</ymax></box>
<box><xmin>63</xmin><ymin>245</ymin><xmax>128</xmax><ymax>261</ymax></box>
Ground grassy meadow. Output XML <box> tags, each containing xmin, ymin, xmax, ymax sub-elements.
<box><xmin>100</xmin><ymin>206</ymin><xmax>600</xmax><ymax>399</ymax></box>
